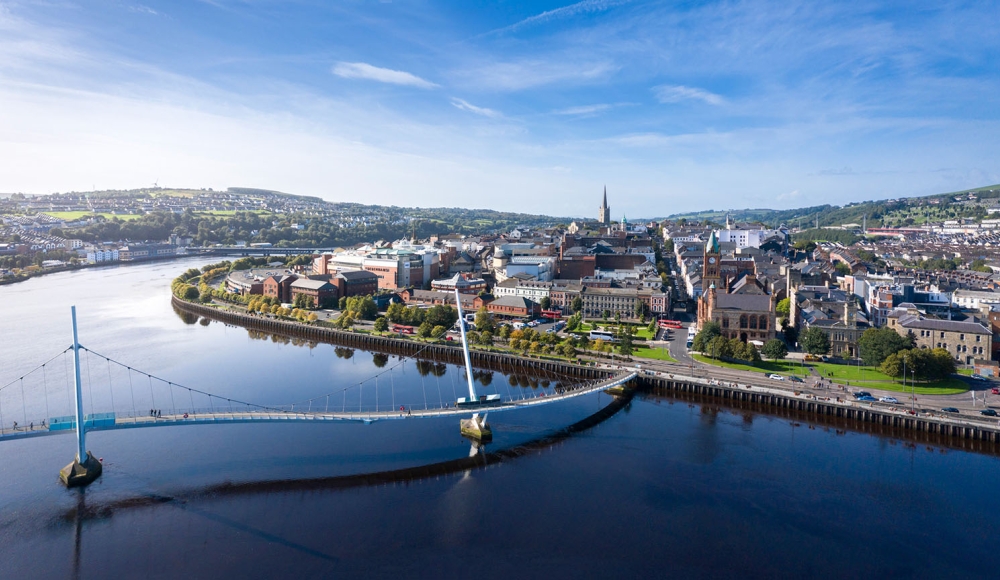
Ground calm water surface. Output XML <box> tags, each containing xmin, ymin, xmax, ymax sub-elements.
<box><xmin>1</xmin><ymin>259</ymin><xmax>998</xmax><ymax>578</ymax></box>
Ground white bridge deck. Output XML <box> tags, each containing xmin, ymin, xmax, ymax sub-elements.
<box><xmin>0</xmin><ymin>371</ymin><xmax>637</xmax><ymax>441</ymax></box>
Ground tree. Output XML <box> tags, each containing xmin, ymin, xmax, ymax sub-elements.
<box><xmin>425</xmin><ymin>304</ymin><xmax>458</xmax><ymax>329</ymax></box>
<box><xmin>881</xmin><ymin>348</ymin><xmax>956</xmax><ymax>380</ymax></box>
<box><xmin>307</xmin><ymin>312</ymin><xmax>318</xmax><ymax>322</ymax></box>
<box><xmin>498</xmin><ymin>325</ymin><xmax>511</xmax><ymax>341</ymax></box>
<box><xmin>373</xmin><ymin>316</ymin><xmax>389</xmax><ymax>332</ymax></box>
<box><xmin>338</xmin><ymin>296</ymin><xmax>348</xmax><ymax>310</ymax></box>
<box><xmin>617</xmin><ymin>326</ymin><xmax>634</xmax><ymax>356</ymax></box>
<box><xmin>539</xmin><ymin>296</ymin><xmax>551</xmax><ymax>310</ymax></box>
<box><xmin>346</xmin><ymin>295</ymin><xmax>378</xmax><ymax>320</ymax></box>
<box><xmin>431</xmin><ymin>325</ymin><xmax>447</xmax><ymax>339</ymax></box>
<box><xmin>571</xmin><ymin>296</ymin><xmax>583</xmax><ymax>313</ymax></box>
<box><xmin>474</xmin><ymin>306</ymin><xmax>495</xmax><ymax>333</ymax></box>
<box><xmin>691</xmin><ymin>321</ymin><xmax>722</xmax><ymax>352</ymax></box>
<box><xmin>801</xmin><ymin>327</ymin><xmax>830</xmax><ymax>355</ymax></box>
<box><xmin>183</xmin><ymin>285</ymin><xmax>200</xmax><ymax>300</ymax></box>
<box><xmin>762</xmin><ymin>339</ymin><xmax>788</xmax><ymax>361</ymax></box>
<box><xmin>776</xmin><ymin>297</ymin><xmax>790</xmax><ymax>319</ymax></box>
<box><xmin>417</xmin><ymin>321</ymin><xmax>433</xmax><ymax>338</ymax></box>
<box><xmin>858</xmin><ymin>326</ymin><xmax>912</xmax><ymax>367</ymax></box>
<box><xmin>706</xmin><ymin>335</ymin><xmax>732</xmax><ymax>359</ymax></box>
<box><xmin>386</xmin><ymin>302</ymin><xmax>406</xmax><ymax>323</ymax></box>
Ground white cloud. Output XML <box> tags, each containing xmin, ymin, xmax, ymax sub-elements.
<box><xmin>450</xmin><ymin>97</ymin><xmax>500</xmax><ymax>118</ymax></box>
<box><xmin>554</xmin><ymin>103</ymin><xmax>612</xmax><ymax>116</ymax></box>
<box><xmin>331</xmin><ymin>62</ymin><xmax>437</xmax><ymax>89</ymax></box>
<box><xmin>490</xmin><ymin>0</ymin><xmax>631</xmax><ymax>35</ymax></box>
<box><xmin>653</xmin><ymin>84</ymin><xmax>724</xmax><ymax>106</ymax></box>
<box><xmin>453</xmin><ymin>59</ymin><xmax>615</xmax><ymax>92</ymax></box>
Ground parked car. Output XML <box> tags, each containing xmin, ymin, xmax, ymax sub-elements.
<box><xmin>857</xmin><ymin>395</ymin><xmax>877</xmax><ymax>402</ymax></box>
<box><xmin>879</xmin><ymin>396</ymin><xmax>899</xmax><ymax>404</ymax></box>
<box><xmin>768</xmin><ymin>374</ymin><xmax>785</xmax><ymax>380</ymax></box>
<box><xmin>981</xmin><ymin>409</ymin><xmax>998</xmax><ymax>417</ymax></box>
<box><xmin>993</xmin><ymin>387</ymin><xmax>1000</xmax><ymax>395</ymax></box>
<box><xmin>941</xmin><ymin>407</ymin><xmax>960</xmax><ymax>413</ymax></box>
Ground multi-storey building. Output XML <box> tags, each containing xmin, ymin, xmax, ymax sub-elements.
<box><xmin>887</xmin><ymin>304</ymin><xmax>992</xmax><ymax>365</ymax></box>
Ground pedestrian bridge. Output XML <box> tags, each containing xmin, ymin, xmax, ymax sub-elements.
<box><xmin>0</xmin><ymin>369</ymin><xmax>636</xmax><ymax>441</ymax></box>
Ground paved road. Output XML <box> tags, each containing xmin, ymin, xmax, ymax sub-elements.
<box><xmin>628</xmin><ymin>320</ymin><xmax>1000</xmax><ymax>424</ymax></box>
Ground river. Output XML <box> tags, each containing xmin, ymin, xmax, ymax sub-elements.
<box><xmin>1</xmin><ymin>258</ymin><xmax>998</xmax><ymax>578</ymax></box>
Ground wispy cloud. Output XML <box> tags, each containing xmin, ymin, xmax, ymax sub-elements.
<box><xmin>653</xmin><ymin>84</ymin><xmax>724</xmax><ymax>106</ymax></box>
<box><xmin>454</xmin><ymin>59</ymin><xmax>615</xmax><ymax>92</ymax></box>
<box><xmin>332</xmin><ymin>62</ymin><xmax>437</xmax><ymax>89</ymax></box>
<box><xmin>554</xmin><ymin>103</ymin><xmax>612</xmax><ymax>116</ymax></box>
<box><xmin>127</xmin><ymin>4</ymin><xmax>159</xmax><ymax>16</ymax></box>
<box><xmin>450</xmin><ymin>97</ymin><xmax>500</xmax><ymax>118</ymax></box>
<box><xmin>490</xmin><ymin>0</ymin><xmax>631</xmax><ymax>35</ymax></box>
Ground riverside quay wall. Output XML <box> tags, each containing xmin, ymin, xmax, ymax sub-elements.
<box><xmin>635</xmin><ymin>369</ymin><xmax>1000</xmax><ymax>448</ymax></box>
<box><xmin>173</xmin><ymin>297</ymin><xmax>1000</xmax><ymax>445</ymax></box>
<box><xmin>171</xmin><ymin>297</ymin><xmax>611</xmax><ymax>382</ymax></box>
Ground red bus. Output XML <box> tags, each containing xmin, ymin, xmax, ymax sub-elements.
<box><xmin>540</xmin><ymin>310</ymin><xmax>563</xmax><ymax>320</ymax></box>
<box><xmin>392</xmin><ymin>324</ymin><xmax>415</xmax><ymax>335</ymax></box>
<box><xmin>659</xmin><ymin>320</ymin><xmax>683</xmax><ymax>329</ymax></box>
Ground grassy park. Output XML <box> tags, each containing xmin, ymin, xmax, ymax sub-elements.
<box><xmin>692</xmin><ymin>354</ymin><xmax>969</xmax><ymax>395</ymax></box>
<box><xmin>633</xmin><ymin>347</ymin><xmax>676</xmax><ymax>362</ymax></box>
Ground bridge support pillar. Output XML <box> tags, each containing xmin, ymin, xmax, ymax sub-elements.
<box><xmin>460</xmin><ymin>413</ymin><xmax>492</xmax><ymax>442</ymax></box>
<box><xmin>61</xmin><ymin>306</ymin><xmax>101</xmax><ymax>488</ymax></box>
<box><xmin>60</xmin><ymin>452</ymin><xmax>103</xmax><ymax>488</ymax></box>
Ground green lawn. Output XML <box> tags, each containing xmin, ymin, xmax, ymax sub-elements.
<box><xmin>807</xmin><ymin>361</ymin><xmax>968</xmax><ymax>394</ymax></box>
<box><xmin>44</xmin><ymin>211</ymin><xmax>143</xmax><ymax>221</ymax></box>
<box><xmin>692</xmin><ymin>354</ymin><xmax>810</xmax><ymax>376</ymax></box>
<box><xmin>692</xmin><ymin>355</ymin><xmax>969</xmax><ymax>395</ymax></box>
<box><xmin>634</xmin><ymin>327</ymin><xmax>656</xmax><ymax>340</ymax></box>
<box><xmin>633</xmin><ymin>347</ymin><xmax>676</xmax><ymax>362</ymax></box>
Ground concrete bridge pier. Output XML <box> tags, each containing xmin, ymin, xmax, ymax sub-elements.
<box><xmin>60</xmin><ymin>306</ymin><xmax>102</xmax><ymax>488</ymax></box>
<box><xmin>461</xmin><ymin>413</ymin><xmax>492</xmax><ymax>442</ymax></box>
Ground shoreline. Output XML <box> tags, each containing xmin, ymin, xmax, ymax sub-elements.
<box><xmin>172</xmin><ymin>296</ymin><xmax>1000</xmax><ymax>447</ymax></box>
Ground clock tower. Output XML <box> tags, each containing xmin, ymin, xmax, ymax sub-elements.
<box><xmin>703</xmin><ymin>230</ymin><xmax>721</xmax><ymax>287</ymax></box>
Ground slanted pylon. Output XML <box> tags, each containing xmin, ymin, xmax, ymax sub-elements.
<box><xmin>452</xmin><ymin>289</ymin><xmax>499</xmax><ymax>441</ymax></box>
<box><xmin>59</xmin><ymin>306</ymin><xmax>102</xmax><ymax>487</ymax></box>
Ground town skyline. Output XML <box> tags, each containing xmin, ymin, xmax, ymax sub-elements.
<box><xmin>2</xmin><ymin>1</ymin><xmax>997</xmax><ymax>216</ymax></box>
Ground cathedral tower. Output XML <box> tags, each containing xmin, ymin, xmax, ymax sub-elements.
<box><xmin>598</xmin><ymin>186</ymin><xmax>611</xmax><ymax>225</ymax></box>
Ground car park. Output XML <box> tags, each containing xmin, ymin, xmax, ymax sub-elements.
<box><xmin>941</xmin><ymin>407</ymin><xmax>960</xmax><ymax>413</ymax></box>
<box><xmin>981</xmin><ymin>409</ymin><xmax>998</xmax><ymax>417</ymax></box>
<box><xmin>879</xmin><ymin>396</ymin><xmax>899</xmax><ymax>404</ymax></box>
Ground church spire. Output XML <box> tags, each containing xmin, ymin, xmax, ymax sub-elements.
<box><xmin>598</xmin><ymin>185</ymin><xmax>611</xmax><ymax>225</ymax></box>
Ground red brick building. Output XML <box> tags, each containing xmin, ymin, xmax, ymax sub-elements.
<box><xmin>263</xmin><ymin>274</ymin><xmax>297</xmax><ymax>303</ymax></box>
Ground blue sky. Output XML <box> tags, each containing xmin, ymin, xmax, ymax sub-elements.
<box><xmin>1</xmin><ymin>1</ymin><xmax>998</xmax><ymax>218</ymax></box>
